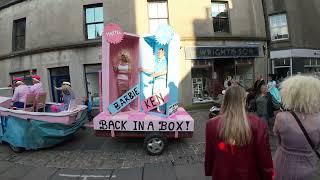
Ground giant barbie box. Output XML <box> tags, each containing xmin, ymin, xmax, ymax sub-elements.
<box><xmin>94</xmin><ymin>23</ymin><xmax>194</xmax><ymax>133</ymax></box>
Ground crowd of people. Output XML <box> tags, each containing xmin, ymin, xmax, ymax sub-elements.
<box><xmin>10</xmin><ymin>75</ymin><xmax>75</xmax><ymax>112</ymax></box>
<box><xmin>206</xmin><ymin>75</ymin><xmax>320</xmax><ymax>180</ymax></box>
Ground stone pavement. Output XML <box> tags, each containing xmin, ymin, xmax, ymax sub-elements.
<box><xmin>0</xmin><ymin>110</ymin><xmax>319</xmax><ymax>180</ymax></box>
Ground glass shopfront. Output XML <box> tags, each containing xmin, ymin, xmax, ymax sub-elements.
<box><xmin>191</xmin><ymin>58</ymin><xmax>255</xmax><ymax>103</ymax></box>
<box><xmin>185</xmin><ymin>45</ymin><xmax>260</xmax><ymax>104</ymax></box>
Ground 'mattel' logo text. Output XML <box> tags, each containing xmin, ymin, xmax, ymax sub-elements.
<box><xmin>105</xmin><ymin>30</ymin><xmax>122</xmax><ymax>37</ymax></box>
<box><xmin>104</xmin><ymin>23</ymin><xmax>124</xmax><ymax>44</ymax></box>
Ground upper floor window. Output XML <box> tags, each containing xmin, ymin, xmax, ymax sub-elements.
<box><xmin>269</xmin><ymin>13</ymin><xmax>289</xmax><ymax>41</ymax></box>
<box><xmin>212</xmin><ymin>2</ymin><xmax>230</xmax><ymax>33</ymax></box>
<box><xmin>12</xmin><ymin>18</ymin><xmax>26</xmax><ymax>51</ymax></box>
<box><xmin>148</xmin><ymin>0</ymin><xmax>169</xmax><ymax>34</ymax></box>
<box><xmin>84</xmin><ymin>4</ymin><xmax>104</xmax><ymax>40</ymax></box>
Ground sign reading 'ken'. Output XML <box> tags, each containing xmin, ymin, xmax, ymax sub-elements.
<box><xmin>108</xmin><ymin>84</ymin><xmax>140</xmax><ymax>115</ymax></box>
<box><xmin>141</xmin><ymin>92</ymin><xmax>168</xmax><ymax>112</ymax></box>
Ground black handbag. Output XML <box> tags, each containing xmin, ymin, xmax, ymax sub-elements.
<box><xmin>290</xmin><ymin>111</ymin><xmax>320</xmax><ymax>159</ymax></box>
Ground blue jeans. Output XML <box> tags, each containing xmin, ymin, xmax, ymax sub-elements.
<box><xmin>13</xmin><ymin>102</ymin><xmax>24</xmax><ymax>108</ymax></box>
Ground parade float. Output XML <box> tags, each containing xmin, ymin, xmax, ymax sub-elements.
<box><xmin>93</xmin><ymin>23</ymin><xmax>194</xmax><ymax>155</ymax></box>
<box><xmin>0</xmin><ymin>92</ymin><xmax>87</xmax><ymax>152</ymax></box>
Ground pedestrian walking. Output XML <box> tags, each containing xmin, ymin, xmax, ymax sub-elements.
<box><xmin>205</xmin><ymin>86</ymin><xmax>273</xmax><ymax>180</ymax></box>
<box><xmin>254</xmin><ymin>82</ymin><xmax>274</xmax><ymax>126</ymax></box>
<box><xmin>273</xmin><ymin>75</ymin><xmax>320</xmax><ymax>180</ymax></box>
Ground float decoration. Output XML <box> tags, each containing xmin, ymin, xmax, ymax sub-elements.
<box><xmin>103</xmin><ymin>23</ymin><xmax>124</xmax><ymax>44</ymax></box>
<box><xmin>155</xmin><ymin>25</ymin><xmax>174</xmax><ymax>45</ymax></box>
<box><xmin>93</xmin><ymin>23</ymin><xmax>194</xmax><ymax>155</ymax></box>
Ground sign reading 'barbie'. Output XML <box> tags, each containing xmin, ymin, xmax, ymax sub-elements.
<box><xmin>108</xmin><ymin>84</ymin><xmax>140</xmax><ymax>115</ymax></box>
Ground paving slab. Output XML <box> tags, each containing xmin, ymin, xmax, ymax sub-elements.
<box><xmin>0</xmin><ymin>161</ymin><xmax>14</xmax><ymax>174</ymax></box>
<box><xmin>112</xmin><ymin>167</ymin><xmax>142</xmax><ymax>180</ymax></box>
<box><xmin>175</xmin><ymin>163</ymin><xmax>210</xmax><ymax>180</ymax></box>
<box><xmin>0</xmin><ymin>164</ymin><xmax>34</xmax><ymax>179</ymax></box>
<box><xmin>50</xmin><ymin>168</ymin><xmax>83</xmax><ymax>180</ymax></box>
<box><xmin>143</xmin><ymin>162</ymin><xmax>176</xmax><ymax>180</ymax></box>
<box><xmin>21</xmin><ymin>167</ymin><xmax>58</xmax><ymax>180</ymax></box>
<box><xmin>0</xmin><ymin>175</ymin><xmax>19</xmax><ymax>180</ymax></box>
<box><xmin>82</xmin><ymin>169</ymin><xmax>114</xmax><ymax>180</ymax></box>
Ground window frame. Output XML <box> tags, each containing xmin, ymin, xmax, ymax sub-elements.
<box><xmin>9</xmin><ymin>69</ymin><xmax>36</xmax><ymax>86</ymax></box>
<box><xmin>84</xmin><ymin>3</ymin><xmax>104</xmax><ymax>40</ymax></box>
<box><xmin>269</xmin><ymin>13</ymin><xmax>289</xmax><ymax>41</ymax></box>
<box><xmin>211</xmin><ymin>1</ymin><xmax>230</xmax><ymax>33</ymax></box>
<box><xmin>84</xmin><ymin>64</ymin><xmax>102</xmax><ymax>108</ymax></box>
<box><xmin>12</xmin><ymin>17</ymin><xmax>26</xmax><ymax>51</ymax></box>
<box><xmin>147</xmin><ymin>0</ymin><xmax>169</xmax><ymax>34</ymax></box>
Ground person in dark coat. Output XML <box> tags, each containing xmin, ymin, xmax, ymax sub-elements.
<box><xmin>205</xmin><ymin>86</ymin><xmax>274</xmax><ymax>180</ymax></box>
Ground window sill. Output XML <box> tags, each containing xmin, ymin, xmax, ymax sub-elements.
<box><xmin>85</xmin><ymin>38</ymin><xmax>102</xmax><ymax>42</ymax></box>
<box><xmin>270</xmin><ymin>39</ymin><xmax>290</xmax><ymax>44</ymax></box>
<box><xmin>213</xmin><ymin>32</ymin><xmax>232</xmax><ymax>36</ymax></box>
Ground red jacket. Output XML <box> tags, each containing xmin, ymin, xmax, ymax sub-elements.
<box><xmin>205</xmin><ymin>114</ymin><xmax>273</xmax><ymax>180</ymax></box>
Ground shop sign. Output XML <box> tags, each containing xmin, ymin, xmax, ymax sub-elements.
<box><xmin>185</xmin><ymin>46</ymin><xmax>260</xmax><ymax>59</ymax></box>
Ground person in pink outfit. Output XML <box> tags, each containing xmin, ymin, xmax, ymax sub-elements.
<box><xmin>30</xmin><ymin>75</ymin><xmax>44</xmax><ymax>95</ymax></box>
<box><xmin>12</xmin><ymin>77</ymin><xmax>31</xmax><ymax>108</ymax></box>
<box><xmin>113</xmin><ymin>52</ymin><xmax>131</xmax><ymax>97</ymax></box>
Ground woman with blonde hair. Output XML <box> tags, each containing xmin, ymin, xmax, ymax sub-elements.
<box><xmin>205</xmin><ymin>86</ymin><xmax>273</xmax><ymax>180</ymax></box>
<box><xmin>54</xmin><ymin>82</ymin><xmax>75</xmax><ymax>111</ymax></box>
<box><xmin>273</xmin><ymin>75</ymin><xmax>320</xmax><ymax>180</ymax></box>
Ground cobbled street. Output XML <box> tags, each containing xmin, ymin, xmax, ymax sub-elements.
<box><xmin>0</xmin><ymin>110</ymin><xmax>319</xmax><ymax>180</ymax></box>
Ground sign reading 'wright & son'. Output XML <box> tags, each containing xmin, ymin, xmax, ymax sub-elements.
<box><xmin>185</xmin><ymin>46</ymin><xmax>260</xmax><ymax>59</ymax></box>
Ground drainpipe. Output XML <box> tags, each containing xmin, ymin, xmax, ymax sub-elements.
<box><xmin>261</xmin><ymin>0</ymin><xmax>271</xmax><ymax>82</ymax></box>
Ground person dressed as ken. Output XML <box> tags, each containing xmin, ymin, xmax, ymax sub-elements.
<box><xmin>139</xmin><ymin>48</ymin><xmax>168</xmax><ymax>113</ymax></box>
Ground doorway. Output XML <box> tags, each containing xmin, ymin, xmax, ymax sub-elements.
<box><xmin>49</xmin><ymin>67</ymin><xmax>70</xmax><ymax>103</ymax></box>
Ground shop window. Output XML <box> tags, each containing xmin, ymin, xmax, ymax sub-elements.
<box><xmin>273</xmin><ymin>58</ymin><xmax>291</xmax><ymax>78</ymax></box>
<box><xmin>269</xmin><ymin>13</ymin><xmax>289</xmax><ymax>41</ymax></box>
<box><xmin>49</xmin><ymin>67</ymin><xmax>70</xmax><ymax>103</ymax></box>
<box><xmin>12</xmin><ymin>18</ymin><xmax>26</xmax><ymax>51</ymax></box>
<box><xmin>273</xmin><ymin>58</ymin><xmax>290</xmax><ymax>66</ymax></box>
<box><xmin>84</xmin><ymin>64</ymin><xmax>101</xmax><ymax>107</ymax></box>
<box><xmin>148</xmin><ymin>0</ymin><xmax>169</xmax><ymax>34</ymax></box>
<box><xmin>84</xmin><ymin>3</ymin><xmax>104</xmax><ymax>40</ymax></box>
<box><xmin>10</xmin><ymin>70</ymin><xmax>36</xmax><ymax>86</ymax></box>
<box><xmin>191</xmin><ymin>63</ymin><xmax>214</xmax><ymax>103</ymax></box>
<box><xmin>304</xmin><ymin>58</ymin><xmax>320</xmax><ymax>75</ymax></box>
<box><xmin>211</xmin><ymin>1</ymin><xmax>230</xmax><ymax>33</ymax></box>
<box><xmin>304</xmin><ymin>58</ymin><xmax>320</xmax><ymax>67</ymax></box>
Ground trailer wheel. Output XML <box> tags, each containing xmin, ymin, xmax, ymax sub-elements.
<box><xmin>144</xmin><ymin>133</ymin><xmax>167</xmax><ymax>156</ymax></box>
<box><xmin>9</xmin><ymin>144</ymin><xmax>24</xmax><ymax>153</ymax></box>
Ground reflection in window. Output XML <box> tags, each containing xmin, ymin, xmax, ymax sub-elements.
<box><xmin>84</xmin><ymin>4</ymin><xmax>103</xmax><ymax>40</ymax></box>
<box><xmin>212</xmin><ymin>2</ymin><xmax>230</xmax><ymax>33</ymax></box>
<box><xmin>269</xmin><ymin>14</ymin><xmax>289</xmax><ymax>41</ymax></box>
<box><xmin>148</xmin><ymin>1</ymin><xmax>169</xmax><ymax>34</ymax></box>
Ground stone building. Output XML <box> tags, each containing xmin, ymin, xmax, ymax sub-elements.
<box><xmin>263</xmin><ymin>0</ymin><xmax>320</xmax><ymax>78</ymax></box>
<box><xmin>0</xmin><ymin>0</ymin><xmax>267</xmax><ymax>107</ymax></box>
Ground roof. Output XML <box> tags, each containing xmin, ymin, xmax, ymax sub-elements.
<box><xmin>0</xmin><ymin>0</ymin><xmax>25</xmax><ymax>10</ymax></box>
